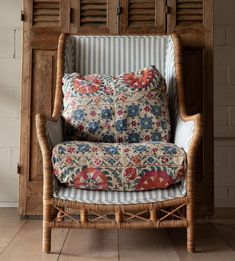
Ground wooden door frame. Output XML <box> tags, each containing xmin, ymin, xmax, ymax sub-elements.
<box><xmin>166</xmin><ymin>0</ymin><xmax>214</xmax><ymax>216</ymax></box>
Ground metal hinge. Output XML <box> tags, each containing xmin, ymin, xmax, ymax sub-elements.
<box><xmin>165</xmin><ymin>6</ymin><xmax>170</xmax><ymax>14</ymax></box>
<box><xmin>116</xmin><ymin>5</ymin><xmax>121</xmax><ymax>15</ymax></box>
<box><xmin>70</xmin><ymin>8</ymin><xmax>74</xmax><ymax>23</ymax></box>
<box><xmin>17</xmin><ymin>163</ymin><xmax>21</xmax><ymax>175</ymax></box>
<box><xmin>21</xmin><ymin>10</ymin><xmax>25</xmax><ymax>21</ymax></box>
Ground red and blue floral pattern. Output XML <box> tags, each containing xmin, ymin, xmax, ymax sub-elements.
<box><xmin>52</xmin><ymin>141</ymin><xmax>186</xmax><ymax>191</ymax></box>
<box><xmin>62</xmin><ymin>66</ymin><xmax>171</xmax><ymax>143</ymax></box>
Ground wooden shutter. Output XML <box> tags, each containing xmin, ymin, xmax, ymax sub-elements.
<box><xmin>19</xmin><ymin>0</ymin><xmax>116</xmax><ymax>216</ymax></box>
<box><xmin>167</xmin><ymin>0</ymin><xmax>214</xmax><ymax>216</ymax></box>
<box><xmin>19</xmin><ymin>0</ymin><xmax>213</xmax><ymax>216</ymax></box>
<box><xmin>19</xmin><ymin>0</ymin><xmax>70</xmax><ymax>215</ymax></box>
<box><xmin>167</xmin><ymin>0</ymin><xmax>205</xmax><ymax>42</ymax></box>
<box><xmin>176</xmin><ymin>0</ymin><xmax>203</xmax><ymax>26</ymax></box>
<box><xmin>33</xmin><ymin>1</ymin><xmax>60</xmax><ymax>27</ymax></box>
<box><xmin>70</xmin><ymin>0</ymin><xmax>117</xmax><ymax>34</ymax></box>
<box><xmin>119</xmin><ymin>0</ymin><xmax>165</xmax><ymax>34</ymax></box>
<box><xmin>80</xmin><ymin>0</ymin><xmax>107</xmax><ymax>27</ymax></box>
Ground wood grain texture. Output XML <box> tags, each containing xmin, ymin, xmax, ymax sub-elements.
<box><xmin>1</xmin><ymin>208</ymin><xmax>235</xmax><ymax>260</ymax></box>
<box><xmin>118</xmin><ymin>229</ymin><xmax>179</xmax><ymax>261</ymax></box>
<box><xmin>33</xmin><ymin>0</ymin><xmax>60</xmax><ymax>27</ymax></box>
<box><xmin>119</xmin><ymin>0</ymin><xmax>165</xmax><ymax>34</ymax></box>
<box><xmin>19</xmin><ymin>0</ymin><xmax>60</xmax><ymax>216</ymax></box>
<box><xmin>176</xmin><ymin>0</ymin><xmax>203</xmax><ymax>26</ymax></box>
<box><xmin>20</xmin><ymin>0</ymin><xmax>213</xmax><ymax>221</ymax></box>
<box><xmin>212</xmin><ymin>223</ymin><xmax>235</xmax><ymax>251</ymax></box>
<box><xmin>168</xmin><ymin>223</ymin><xmax>235</xmax><ymax>260</ymax></box>
<box><xmin>167</xmin><ymin>0</ymin><xmax>214</xmax><ymax>217</ymax></box>
<box><xmin>75</xmin><ymin>0</ymin><xmax>115</xmax><ymax>34</ymax></box>
<box><xmin>0</xmin><ymin>208</ymin><xmax>26</xmax><ymax>255</ymax></box>
<box><xmin>30</xmin><ymin>50</ymin><xmax>57</xmax><ymax>181</ymax></box>
<box><xmin>19</xmin><ymin>0</ymin><xmax>33</xmax><ymax>216</ymax></box>
<box><xmin>58</xmin><ymin>229</ymin><xmax>118</xmax><ymax>260</ymax></box>
<box><xmin>209</xmin><ymin>208</ymin><xmax>235</xmax><ymax>250</ymax></box>
<box><xmin>0</xmin><ymin>221</ymin><xmax>68</xmax><ymax>261</ymax></box>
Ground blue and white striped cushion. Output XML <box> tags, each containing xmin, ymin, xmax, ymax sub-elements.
<box><xmin>53</xmin><ymin>182</ymin><xmax>186</xmax><ymax>204</ymax></box>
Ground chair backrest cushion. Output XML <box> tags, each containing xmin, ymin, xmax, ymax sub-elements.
<box><xmin>62</xmin><ymin>65</ymin><xmax>171</xmax><ymax>143</ymax></box>
<box><xmin>63</xmin><ymin>35</ymin><xmax>179</xmax><ymax>140</ymax></box>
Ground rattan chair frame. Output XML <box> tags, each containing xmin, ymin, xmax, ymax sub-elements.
<box><xmin>36</xmin><ymin>33</ymin><xmax>202</xmax><ymax>253</ymax></box>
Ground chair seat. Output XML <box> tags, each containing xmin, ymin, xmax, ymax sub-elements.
<box><xmin>53</xmin><ymin>181</ymin><xmax>186</xmax><ymax>204</ymax></box>
<box><xmin>52</xmin><ymin>141</ymin><xmax>187</xmax><ymax>191</ymax></box>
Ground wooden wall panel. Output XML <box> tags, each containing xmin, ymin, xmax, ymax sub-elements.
<box><xmin>19</xmin><ymin>0</ymin><xmax>61</xmax><ymax>215</ymax></box>
<box><xmin>30</xmin><ymin>51</ymin><xmax>57</xmax><ymax>181</ymax></box>
<box><xmin>183</xmin><ymin>48</ymin><xmax>203</xmax><ymax>115</ymax></box>
<box><xmin>167</xmin><ymin>0</ymin><xmax>214</xmax><ymax>216</ymax></box>
<box><xmin>26</xmin><ymin>181</ymin><xmax>43</xmax><ymax>215</ymax></box>
<box><xmin>183</xmin><ymin>48</ymin><xmax>203</xmax><ymax>187</ymax></box>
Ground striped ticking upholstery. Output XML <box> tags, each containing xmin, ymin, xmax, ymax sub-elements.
<box><xmin>53</xmin><ymin>181</ymin><xmax>186</xmax><ymax>204</ymax></box>
<box><xmin>65</xmin><ymin>36</ymin><xmax>168</xmax><ymax>76</ymax></box>
<box><xmin>51</xmin><ymin>35</ymin><xmax>196</xmax><ymax>204</ymax></box>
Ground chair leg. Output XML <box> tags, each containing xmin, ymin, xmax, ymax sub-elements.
<box><xmin>42</xmin><ymin>204</ymin><xmax>52</xmax><ymax>253</ymax></box>
<box><xmin>187</xmin><ymin>223</ymin><xmax>195</xmax><ymax>253</ymax></box>
<box><xmin>187</xmin><ymin>202</ymin><xmax>195</xmax><ymax>253</ymax></box>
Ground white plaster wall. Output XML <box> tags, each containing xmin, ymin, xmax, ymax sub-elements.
<box><xmin>0</xmin><ymin>0</ymin><xmax>22</xmax><ymax>207</ymax></box>
<box><xmin>214</xmin><ymin>0</ymin><xmax>235</xmax><ymax>207</ymax></box>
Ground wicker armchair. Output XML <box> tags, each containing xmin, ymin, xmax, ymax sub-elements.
<box><xmin>36</xmin><ymin>34</ymin><xmax>202</xmax><ymax>253</ymax></box>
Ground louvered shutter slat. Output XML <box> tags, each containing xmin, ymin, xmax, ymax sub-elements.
<box><xmin>176</xmin><ymin>0</ymin><xmax>203</xmax><ymax>26</ymax></box>
<box><xmin>33</xmin><ymin>1</ymin><xmax>60</xmax><ymax>27</ymax></box>
<box><xmin>80</xmin><ymin>0</ymin><xmax>107</xmax><ymax>27</ymax></box>
<box><xmin>119</xmin><ymin>0</ymin><xmax>165</xmax><ymax>34</ymax></box>
<box><xmin>128</xmin><ymin>1</ymin><xmax>156</xmax><ymax>28</ymax></box>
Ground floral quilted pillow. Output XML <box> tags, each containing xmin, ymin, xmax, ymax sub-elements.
<box><xmin>62</xmin><ymin>65</ymin><xmax>171</xmax><ymax>143</ymax></box>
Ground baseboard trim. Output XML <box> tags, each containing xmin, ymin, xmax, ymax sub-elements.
<box><xmin>0</xmin><ymin>201</ymin><xmax>17</xmax><ymax>207</ymax></box>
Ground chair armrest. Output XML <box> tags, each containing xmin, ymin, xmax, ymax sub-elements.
<box><xmin>36</xmin><ymin>114</ymin><xmax>63</xmax><ymax>148</ymax></box>
<box><xmin>36</xmin><ymin>114</ymin><xmax>64</xmax><ymax>199</ymax></box>
<box><xmin>45</xmin><ymin>116</ymin><xmax>64</xmax><ymax>147</ymax></box>
<box><xmin>36</xmin><ymin>113</ymin><xmax>60</xmax><ymax>199</ymax></box>
<box><xmin>174</xmin><ymin>114</ymin><xmax>202</xmax><ymax>196</ymax></box>
<box><xmin>174</xmin><ymin>113</ymin><xmax>202</xmax><ymax>153</ymax></box>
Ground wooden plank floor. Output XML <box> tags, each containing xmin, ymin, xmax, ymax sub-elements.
<box><xmin>0</xmin><ymin>208</ymin><xmax>235</xmax><ymax>261</ymax></box>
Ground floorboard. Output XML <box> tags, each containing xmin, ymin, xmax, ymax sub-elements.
<box><xmin>0</xmin><ymin>208</ymin><xmax>235</xmax><ymax>260</ymax></box>
<box><xmin>0</xmin><ymin>220</ymin><xmax>68</xmax><ymax>261</ymax></box>
<box><xmin>58</xmin><ymin>229</ymin><xmax>118</xmax><ymax>261</ymax></box>
<box><xmin>0</xmin><ymin>208</ymin><xmax>26</xmax><ymax>255</ymax></box>
<box><xmin>211</xmin><ymin>223</ymin><xmax>235</xmax><ymax>251</ymax></box>
<box><xmin>168</xmin><ymin>223</ymin><xmax>235</xmax><ymax>260</ymax></box>
<box><xmin>208</xmin><ymin>207</ymin><xmax>235</xmax><ymax>250</ymax></box>
<box><xmin>118</xmin><ymin>229</ymin><xmax>179</xmax><ymax>261</ymax></box>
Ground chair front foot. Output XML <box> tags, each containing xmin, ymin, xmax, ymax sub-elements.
<box><xmin>187</xmin><ymin>225</ymin><xmax>195</xmax><ymax>253</ymax></box>
<box><xmin>42</xmin><ymin>224</ymin><xmax>51</xmax><ymax>253</ymax></box>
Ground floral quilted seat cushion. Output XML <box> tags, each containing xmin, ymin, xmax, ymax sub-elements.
<box><xmin>62</xmin><ymin>65</ymin><xmax>171</xmax><ymax>143</ymax></box>
<box><xmin>52</xmin><ymin>141</ymin><xmax>187</xmax><ymax>191</ymax></box>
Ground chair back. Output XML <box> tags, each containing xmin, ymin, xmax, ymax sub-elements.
<box><xmin>54</xmin><ymin>34</ymin><xmax>184</xmax><ymax>139</ymax></box>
